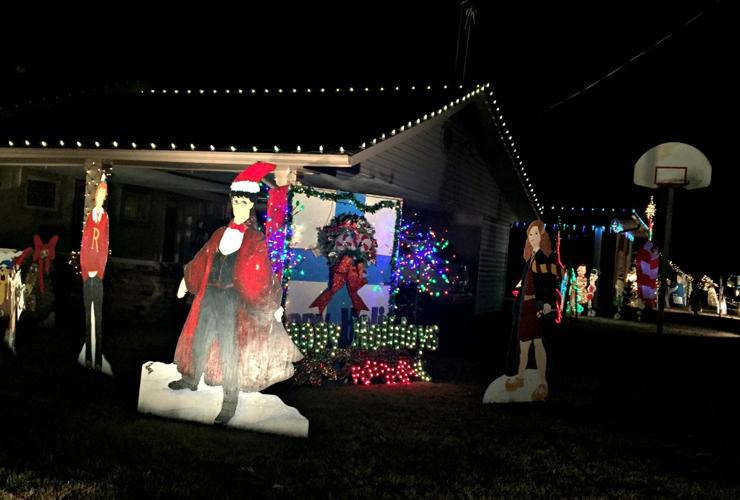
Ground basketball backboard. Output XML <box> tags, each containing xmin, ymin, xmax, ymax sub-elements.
<box><xmin>634</xmin><ymin>142</ymin><xmax>711</xmax><ymax>190</ymax></box>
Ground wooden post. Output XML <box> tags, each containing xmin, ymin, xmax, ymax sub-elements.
<box><xmin>83</xmin><ymin>159</ymin><xmax>105</xmax><ymax>218</ymax></box>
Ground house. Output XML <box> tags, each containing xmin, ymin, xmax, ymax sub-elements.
<box><xmin>0</xmin><ymin>81</ymin><xmax>536</xmax><ymax>321</ymax></box>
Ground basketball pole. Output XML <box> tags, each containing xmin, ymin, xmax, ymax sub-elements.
<box><xmin>657</xmin><ymin>186</ymin><xmax>675</xmax><ymax>335</ymax></box>
<box><xmin>634</xmin><ymin>143</ymin><xmax>712</xmax><ymax>334</ymax></box>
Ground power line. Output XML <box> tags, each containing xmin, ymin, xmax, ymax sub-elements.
<box><xmin>546</xmin><ymin>2</ymin><xmax>717</xmax><ymax>112</ymax></box>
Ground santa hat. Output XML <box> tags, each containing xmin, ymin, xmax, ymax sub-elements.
<box><xmin>230</xmin><ymin>161</ymin><xmax>276</xmax><ymax>193</ymax></box>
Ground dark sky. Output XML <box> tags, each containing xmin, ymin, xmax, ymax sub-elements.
<box><xmin>2</xmin><ymin>0</ymin><xmax>734</xmax><ymax>274</ymax></box>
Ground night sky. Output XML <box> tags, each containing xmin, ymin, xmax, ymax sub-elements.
<box><xmin>1</xmin><ymin>0</ymin><xmax>734</xmax><ymax>275</ymax></box>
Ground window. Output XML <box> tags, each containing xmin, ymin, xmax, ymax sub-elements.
<box><xmin>25</xmin><ymin>178</ymin><xmax>59</xmax><ymax>210</ymax></box>
<box><xmin>122</xmin><ymin>193</ymin><xmax>150</xmax><ymax>222</ymax></box>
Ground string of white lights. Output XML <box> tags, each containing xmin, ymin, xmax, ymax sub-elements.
<box><xmin>140</xmin><ymin>85</ymin><xmax>462</xmax><ymax>95</ymax></box>
<box><xmin>0</xmin><ymin>81</ymin><xmax>140</xmax><ymax>112</ymax></box>
<box><xmin>3</xmin><ymin>82</ymin><xmax>544</xmax><ymax>210</ymax></box>
<box><xmin>3</xmin><ymin>84</ymin><xmax>487</xmax><ymax>158</ymax></box>
<box><xmin>484</xmin><ymin>90</ymin><xmax>540</xmax><ymax>215</ymax></box>
<box><xmin>548</xmin><ymin>206</ymin><xmax>638</xmax><ymax>214</ymax></box>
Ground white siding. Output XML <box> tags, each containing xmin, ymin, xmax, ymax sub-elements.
<box><xmin>476</xmin><ymin>217</ymin><xmax>511</xmax><ymax>313</ymax></box>
<box><xmin>358</xmin><ymin>102</ymin><xmax>524</xmax><ymax>313</ymax></box>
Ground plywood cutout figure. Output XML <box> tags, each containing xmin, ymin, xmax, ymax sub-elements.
<box><xmin>168</xmin><ymin>162</ymin><xmax>303</xmax><ymax>426</ymax></box>
<box><xmin>78</xmin><ymin>180</ymin><xmax>113</xmax><ymax>375</ymax></box>
<box><xmin>1</xmin><ymin>250</ymin><xmax>25</xmax><ymax>354</ymax></box>
<box><xmin>575</xmin><ymin>264</ymin><xmax>589</xmax><ymax>314</ymax></box>
<box><xmin>613</xmin><ymin>272</ymin><xmax>626</xmax><ymax>319</ymax></box>
<box><xmin>586</xmin><ymin>268</ymin><xmax>599</xmax><ymax>316</ymax></box>
<box><xmin>673</xmin><ymin>274</ymin><xmax>687</xmax><ymax>307</ymax></box>
<box><xmin>483</xmin><ymin>220</ymin><xmax>563</xmax><ymax>404</ymax></box>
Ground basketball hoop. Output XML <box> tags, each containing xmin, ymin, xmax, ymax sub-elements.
<box><xmin>654</xmin><ymin>166</ymin><xmax>689</xmax><ymax>188</ymax></box>
<box><xmin>632</xmin><ymin>142</ymin><xmax>711</xmax><ymax>336</ymax></box>
<box><xmin>634</xmin><ymin>142</ymin><xmax>711</xmax><ymax>190</ymax></box>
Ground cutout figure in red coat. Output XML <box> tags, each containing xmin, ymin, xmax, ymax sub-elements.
<box><xmin>80</xmin><ymin>180</ymin><xmax>109</xmax><ymax>371</ymax></box>
<box><xmin>168</xmin><ymin>162</ymin><xmax>303</xmax><ymax>425</ymax></box>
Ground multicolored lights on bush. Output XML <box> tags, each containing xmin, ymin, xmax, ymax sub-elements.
<box><xmin>394</xmin><ymin>216</ymin><xmax>455</xmax><ymax>297</ymax></box>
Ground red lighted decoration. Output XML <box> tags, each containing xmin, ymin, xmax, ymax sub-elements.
<box><xmin>14</xmin><ymin>234</ymin><xmax>59</xmax><ymax>296</ymax></box>
<box><xmin>553</xmin><ymin>230</ymin><xmax>564</xmax><ymax>324</ymax></box>
<box><xmin>265</xmin><ymin>185</ymin><xmax>289</xmax><ymax>279</ymax></box>
<box><xmin>350</xmin><ymin>359</ymin><xmax>417</xmax><ymax>385</ymax></box>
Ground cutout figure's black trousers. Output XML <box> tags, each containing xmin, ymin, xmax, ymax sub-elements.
<box><xmin>83</xmin><ymin>277</ymin><xmax>103</xmax><ymax>366</ymax></box>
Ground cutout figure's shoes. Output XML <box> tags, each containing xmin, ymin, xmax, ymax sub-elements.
<box><xmin>505</xmin><ymin>376</ymin><xmax>524</xmax><ymax>392</ymax></box>
<box><xmin>214</xmin><ymin>398</ymin><xmax>238</xmax><ymax>426</ymax></box>
<box><xmin>532</xmin><ymin>384</ymin><xmax>549</xmax><ymax>401</ymax></box>
<box><xmin>168</xmin><ymin>378</ymin><xmax>198</xmax><ymax>391</ymax></box>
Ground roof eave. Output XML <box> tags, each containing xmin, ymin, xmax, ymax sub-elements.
<box><xmin>0</xmin><ymin>147</ymin><xmax>351</xmax><ymax>171</ymax></box>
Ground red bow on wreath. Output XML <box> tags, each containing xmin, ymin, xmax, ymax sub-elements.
<box><xmin>310</xmin><ymin>255</ymin><xmax>369</xmax><ymax>315</ymax></box>
<box><xmin>16</xmin><ymin>234</ymin><xmax>58</xmax><ymax>296</ymax></box>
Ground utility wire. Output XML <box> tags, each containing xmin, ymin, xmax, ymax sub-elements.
<box><xmin>546</xmin><ymin>2</ymin><xmax>717</xmax><ymax>111</ymax></box>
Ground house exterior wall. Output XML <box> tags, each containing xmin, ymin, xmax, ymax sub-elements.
<box><xmin>358</xmin><ymin>102</ymin><xmax>529</xmax><ymax>313</ymax></box>
<box><xmin>0</xmin><ymin>166</ymin><xmax>79</xmax><ymax>253</ymax></box>
<box><xmin>1</xmin><ymin>164</ymin><xmax>228</xmax><ymax>324</ymax></box>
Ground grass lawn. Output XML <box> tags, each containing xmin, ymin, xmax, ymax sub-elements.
<box><xmin>2</xmin><ymin>310</ymin><xmax>740</xmax><ymax>498</ymax></box>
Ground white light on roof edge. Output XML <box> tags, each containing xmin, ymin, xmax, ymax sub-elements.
<box><xmin>6</xmin><ymin>82</ymin><xmax>538</xmax><ymax>205</ymax></box>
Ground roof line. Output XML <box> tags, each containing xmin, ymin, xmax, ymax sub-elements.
<box><xmin>0</xmin><ymin>148</ymin><xmax>351</xmax><ymax>170</ymax></box>
<box><xmin>350</xmin><ymin>84</ymin><xmax>489</xmax><ymax>163</ymax></box>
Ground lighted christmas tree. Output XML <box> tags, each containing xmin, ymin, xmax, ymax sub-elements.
<box><xmin>390</xmin><ymin>215</ymin><xmax>465</xmax><ymax>323</ymax></box>
<box><xmin>393</xmin><ymin>215</ymin><xmax>461</xmax><ymax>298</ymax></box>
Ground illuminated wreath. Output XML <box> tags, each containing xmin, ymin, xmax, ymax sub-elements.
<box><xmin>317</xmin><ymin>214</ymin><xmax>378</xmax><ymax>267</ymax></box>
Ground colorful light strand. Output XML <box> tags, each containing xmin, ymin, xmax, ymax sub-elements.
<box><xmin>393</xmin><ymin>216</ymin><xmax>457</xmax><ymax>297</ymax></box>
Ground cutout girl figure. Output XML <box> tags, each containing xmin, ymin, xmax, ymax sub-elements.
<box><xmin>505</xmin><ymin>220</ymin><xmax>562</xmax><ymax>401</ymax></box>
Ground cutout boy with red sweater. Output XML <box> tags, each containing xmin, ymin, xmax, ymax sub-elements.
<box><xmin>80</xmin><ymin>180</ymin><xmax>109</xmax><ymax>371</ymax></box>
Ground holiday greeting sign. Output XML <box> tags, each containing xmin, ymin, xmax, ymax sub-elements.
<box><xmin>284</xmin><ymin>187</ymin><xmax>401</xmax><ymax>344</ymax></box>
